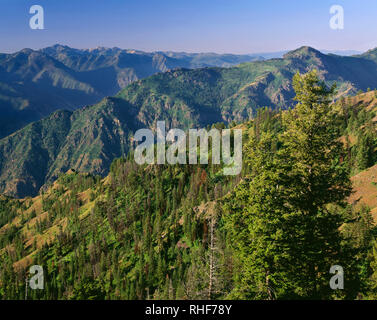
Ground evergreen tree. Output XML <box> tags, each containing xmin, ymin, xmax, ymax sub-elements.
<box><xmin>224</xmin><ymin>70</ymin><xmax>353</xmax><ymax>299</ymax></box>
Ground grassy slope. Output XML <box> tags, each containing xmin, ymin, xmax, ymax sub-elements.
<box><xmin>3</xmin><ymin>90</ymin><xmax>377</xmax><ymax>270</ymax></box>
<box><xmin>343</xmin><ymin>90</ymin><xmax>377</xmax><ymax>218</ymax></box>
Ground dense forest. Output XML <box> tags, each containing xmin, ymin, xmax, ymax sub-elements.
<box><xmin>1</xmin><ymin>70</ymin><xmax>377</xmax><ymax>300</ymax></box>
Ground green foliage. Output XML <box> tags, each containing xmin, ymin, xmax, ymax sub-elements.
<box><xmin>3</xmin><ymin>46</ymin><xmax>377</xmax><ymax>198</ymax></box>
<box><xmin>0</xmin><ymin>147</ymin><xmax>240</xmax><ymax>299</ymax></box>
<box><xmin>223</xmin><ymin>70</ymin><xmax>359</xmax><ymax>299</ymax></box>
<box><xmin>2</xmin><ymin>70</ymin><xmax>377</xmax><ymax>300</ymax></box>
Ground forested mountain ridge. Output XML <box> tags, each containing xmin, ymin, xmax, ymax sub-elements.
<box><xmin>1</xmin><ymin>45</ymin><xmax>377</xmax><ymax>140</ymax></box>
<box><xmin>0</xmin><ymin>45</ymin><xmax>262</xmax><ymax>139</ymax></box>
<box><xmin>0</xmin><ymin>97</ymin><xmax>139</xmax><ymax>198</ymax></box>
<box><xmin>1</xmin><ymin>46</ymin><xmax>377</xmax><ymax>198</ymax></box>
<box><xmin>1</xmin><ymin>72</ymin><xmax>377</xmax><ymax>299</ymax></box>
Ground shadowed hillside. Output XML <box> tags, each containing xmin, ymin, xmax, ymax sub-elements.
<box><xmin>0</xmin><ymin>45</ymin><xmax>262</xmax><ymax>138</ymax></box>
<box><xmin>1</xmin><ymin>47</ymin><xmax>377</xmax><ymax>198</ymax></box>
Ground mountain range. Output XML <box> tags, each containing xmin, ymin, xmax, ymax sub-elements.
<box><xmin>1</xmin><ymin>88</ymin><xmax>377</xmax><ymax>300</ymax></box>
<box><xmin>1</xmin><ymin>45</ymin><xmax>377</xmax><ymax>197</ymax></box>
<box><xmin>0</xmin><ymin>45</ymin><xmax>262</xmax><ymax>139</ymax></box>
<box><xmin>2</xmin><ymin>41</ymin><xmax>377</xmax><ymax>300</ymax></box>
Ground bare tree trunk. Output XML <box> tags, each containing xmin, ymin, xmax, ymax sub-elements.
<box><xmin>208</xmin><ymin>216</ymin><xmax>215</xmax><ymax>300</ymax></box>
<box><xmin>25</xmin><ymin>277</ymin><xmax>28</xmax><ymax>300</ymax></box>
<box><xmin>266</xmin><ymin>270</ymin><xmax>273</xmax><ymax>300</ymax></box>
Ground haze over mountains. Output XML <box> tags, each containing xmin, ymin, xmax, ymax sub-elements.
<box><xmin>0</xmin><ymin>44</ymin><xmax>263</xmax><ymax>139</ymax></box>
<box><xmin>1</xmin><ymin>45</ymin><xmax>377</xmax><ymax>197</ymax></box>
<box><xmin>0</xmin><ymin>45</ymin><xmax>365</xmax><ymax>139</ymax></box>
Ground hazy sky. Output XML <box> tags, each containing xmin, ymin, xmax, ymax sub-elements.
<box><xmin>1</xmin><ymin>0</ymin><xmax>376</xmax><ymax>54</ymax></box>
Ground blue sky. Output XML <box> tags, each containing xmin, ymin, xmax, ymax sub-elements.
<box><xmin>1</xmin><ymin>0</ymin><xmax>376</xmax><ymax>54</ymax></box>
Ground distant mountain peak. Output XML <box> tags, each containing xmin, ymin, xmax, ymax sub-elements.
<box><xmin>364</xmin><ymin>47</ymin><xmax>377</xmax><ymax>53</ymax></box>
<box><xmin>19</xmin><ymin>48</ymin><xmax>35</xmax><ymax>54</ymax></box>
<box><xmin>358</xmin><ymin>47</ymin><xmax>377</xmax><ymax>58</ymax></box>
<box><xmin>49</xmin><ymin>44</ymin><xmax>73</xmax><ymax>51</ymax></box>
<box><xmin>50</xmin><ymin>43</ymin><xmax>70</xmax><ymax>49</ymax></box>
<box><xmin>283</xmin><ymin>46</ymin><xmax>323</xmax><ymax>59</ymax></box>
